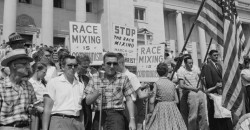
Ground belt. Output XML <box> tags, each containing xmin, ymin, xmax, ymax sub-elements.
<box><xmin>0</xmin><ymin>121</ymin><xmax>29</xmax><ymax>127</ymax></box>
<box><xmin>52</xmin><ymin>113</ymin><xmax>79</xmax><ymax>119</ymax></box>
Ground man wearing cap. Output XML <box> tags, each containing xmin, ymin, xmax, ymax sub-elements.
<box><xmin>0</xmin><ymin>49</ymin><xmax>37</xmax><ymax>130</ymax></box>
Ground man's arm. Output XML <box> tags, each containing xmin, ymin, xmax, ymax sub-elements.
<box><xmin>42</xmin><ymin>95</ymin><xmax>54</xmax><ymax>130</ymax></box>
<box><xmin>149</xmin><ymin>83</ymin><xmax>156</xmax><ymax>113</ymax></box>
<box><xmin>179</xmin><ymin>79</ymin><xmax>199</xmax><ymax>92</ymax></box>
<box><xmin>86</xmin><ymin>90</ymin><xmax>101</xmax><ymax>105</ymax></box>
<box><xmin>125</xmin><ymin>95</ymin><xmax>136</xmax><ymax>130</ymax></box>
<box><xmin>85</xmin><ymin>79</ymin><xmax>100</xmax><ymax>105</ymax></box>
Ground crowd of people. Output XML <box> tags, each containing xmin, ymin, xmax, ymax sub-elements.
<box><xmin>0</xmin><ymin>32</ymin><xmax>248</xmax><ymax>130</ymax></box>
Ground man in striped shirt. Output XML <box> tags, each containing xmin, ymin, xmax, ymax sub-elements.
<box><xmin>177</xmin><ymin>56</ymin><xmax>208</xmax><ymax>130</ymax></box>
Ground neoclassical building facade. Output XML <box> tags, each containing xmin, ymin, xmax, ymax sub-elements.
<box><xmin>0</xmin><ymin>0</ymin><xmax>249</xmax><ymax>65</ymax></box>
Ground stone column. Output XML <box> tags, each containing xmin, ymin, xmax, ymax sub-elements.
<box><xmin>198</xmin><ymin>26</ymin><xmax>207</xmax><ymax>61</ymax></box>
<box><xmin>176</xmin><ymin>11</ymin><xmax>185</xmax><ymax>54</ymax></box>
<box><xmin>76</xmin><ymin>0</ymin><xmax>86</xmax><ymax>22</ymax></box>
<box><xmin>3</xmin><ymin>0</ymin><xmax>17</xmax><ymax>42</ymax></box>
<box><xmin>42</xmin><ymin>0</ymin><xmax>53</xmax><ymax>46</ymax></box>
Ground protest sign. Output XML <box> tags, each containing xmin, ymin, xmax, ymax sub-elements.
<box><xmin>69</xmin><ymin>21</ymin><xmax>103</xmax><ymax>65</ymax></box>
<box><xmin>111</xmin><ymin>24</ymin><xmax>137</xmax><ymax>66</ymax></box>
<box><xmin>137</xmin><ymin>44</ymin><xmax>165</xmax><ymax>82</ymax></box>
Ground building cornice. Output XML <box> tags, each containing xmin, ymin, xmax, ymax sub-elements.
<box><xmin>163</xmin><ymin>0</ymin><xmax>250</xmax><ymax>23</ymax></box>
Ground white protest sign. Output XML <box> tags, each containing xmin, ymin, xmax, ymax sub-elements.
<box><xmin>137</xmin><ymin>44</ymin><xmax>165</xmax><ymax>82</ymax></box>
<box><xmin>69</xmin><ymin>21</ymin><xmax>103</xmax><ymax>65</ymax></box>
<box><xmin>111</xmin><ymin>24</ymin><xmax>137</xmax><ymax>66</ymax></box>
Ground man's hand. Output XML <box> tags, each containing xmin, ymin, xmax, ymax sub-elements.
<box><xmin>216</xmin><ymin>82</ymin><xmax>222</xmax><ymax>88</ymax></box>
<box><xmin>129</xmin><ymin>119</ymin><xmax>136</xmax><ymax>130</ymax></box>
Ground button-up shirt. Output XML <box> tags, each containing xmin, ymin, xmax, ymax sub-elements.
<box><xmin>85</xmin><ymin>72</ymin><xmax>135</xmax><ymax>110</ymax></box>
<box><xmin>46</xmin><ymin>74</ymin><xmax>85</xmax><ymax>116</ymax></box>
<box><xmin>0</xmin><ymin>77</ymin><xmax>37</xmax><ymax>125</ymax></box>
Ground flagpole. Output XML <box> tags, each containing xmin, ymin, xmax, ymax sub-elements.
<box><xmin>170</xmin><ymin>0</ymin><xmax>207</xmax><ymax>80</ymax></box>
<box><xmin>196</xmin><ymin>38</ymin><xmax>213</xmax><ymax>89</ymax></box>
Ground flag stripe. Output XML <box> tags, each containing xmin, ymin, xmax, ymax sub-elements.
<box><xmin>197</xmin><ymin>0</ymin><xmax>245</xmax><ymax>116</ymax></box>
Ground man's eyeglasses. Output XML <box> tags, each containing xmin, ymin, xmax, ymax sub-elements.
<box><xmin>67</xmin><ymin>64</ymin><xmax>78</xmax><ymax>69</ymax></box>
<box><xmin>106</xmin><ymin>62</ymin><xmax>118</xmax><ymax>66</ymax></box>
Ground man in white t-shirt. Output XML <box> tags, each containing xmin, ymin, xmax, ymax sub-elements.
<box><xmin>116</xmin><ymin>53</ymin><xmax>150</xmax><ymax>130</ymax></box>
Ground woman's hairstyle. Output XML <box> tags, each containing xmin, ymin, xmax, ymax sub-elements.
<box><xmin>156</xmin><ymin>62</ymin><xmax>168</xmax><ymax>76</ymax></box>
<box><xmin>31</xmin><ymin>62</ymin><xmax>47</xmax><ymax>74</ymax></box>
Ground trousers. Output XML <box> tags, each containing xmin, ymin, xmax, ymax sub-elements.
<box><xmin>49</xmin><ymin>116</ymin><xmax>85</xmax><ymax>130</ymax></box>
<box><xmin>187</xmin><ymin>91</ymin><xmax>209</xmax><ymax>130</ymax></box>
<box><xmin>92</xmin><ymin>110</ymin><xmax>126</xmax><ymax>130</ymax></box>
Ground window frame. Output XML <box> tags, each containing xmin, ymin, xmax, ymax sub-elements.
<box><xmin>86</xmin><ymin>2</ymin><xmax>92</xmax><ymax>13</ymax></box>
<box><xmin>134</xmin><ymin>6</ymin><xmax>147</xmax><ymax>22</ymax></box>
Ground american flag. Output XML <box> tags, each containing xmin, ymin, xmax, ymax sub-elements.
<box><xmin>197</xmin><ymin>0</ymin><xmax>246</xmax><ymax>116</ymax></box>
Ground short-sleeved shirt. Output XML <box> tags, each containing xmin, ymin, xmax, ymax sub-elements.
<box><xmin>177</xmin><ymin>66</ymin><xmax>200</xmax><ymax>88</ymax></box>
<box><xmin>0</xmin><ymin>77</ymin><xmax>37</xmax><ymax>125</ymax></box>
<box><xmin>124</xmin><ymin>69</ymin><xmax>141</xmax><ymax>101</ymax></box>
<box><xmin>85</xmin><ymin>72</ymin><xmax>135</xmax><ymax>110</ymax></box>
<box><xmin>29</xmin><ymin>78</ymin><xmax>49</xmax><ymax>102</ymax></box>
<box><xmin>46</xmin><ymin>74</ymin><xmax>85</xmax><ymax>116</ymax></box>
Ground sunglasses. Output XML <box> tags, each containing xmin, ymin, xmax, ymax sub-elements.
<box><xmin>106</xmin><ymin>62</ymin><xmax>118</xmax><ymax>66</ymax></box>
<box><xmin>67</xmin><ymin>64</ymin><xmax>78</xmax><ymax>69</ymax></box>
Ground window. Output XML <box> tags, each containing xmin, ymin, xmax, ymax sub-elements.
<box><xmin>54</xmin><ymin>0</ymin><xmax>63</xmax><ymax>8</ymax></box>
<box><xmin>86</xmin><ymin>2</ymin><xmax>92</xmax><ymax>12</ymax></box>
<box><xmin>19</xmin><ymin>0</ymin><xmax>31</xmax><ymax>4</ymax></box>
<box><xmin>135</xmin><ymin>7</ymin><xmax>146</xmax><ymax>21</ymax></box>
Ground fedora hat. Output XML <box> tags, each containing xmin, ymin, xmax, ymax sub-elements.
<box><xmin>1</xmin><ymin>49</ymin><xmax>33</xmax><ymax>67</ymax></box>
<box><xmin>6</xmin><ymin>32</ymin><xmax>26</xmax><ymax>45</ymax></box>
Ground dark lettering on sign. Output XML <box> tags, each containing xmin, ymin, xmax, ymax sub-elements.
<box><xmin>125</xmin><ymin>58</ymin><xmax>136</xmax><ymax>63</ymax></box>
<box><xmin>72</xmin><ymin>24</ymin><xmax>98</xmax><ymax>34</ymax></box>
<box><xmin>140</xmin><ymin>46</ymin><xmax>162</xmax><ymax>55</ymax></box>
<box><xmin>137</xmin><ymin>70</ymin><xmax>158</xmax><ymax>77</ymax></box>
<box><xmin>71</xmin><ymin>52</ymin><xmax>103</xmax><ymax>61</ymax></box>
<box><xmin>138</xmin><ymin>55</ymin><xmax>164</xmax><ymax>63</ymax></box>
<box><xmin>114</xmin><ymin>25</ymin><xmax>136</xmax><ymax>37</ymax></box>
<box><xmin>114</xmin><ymin>41</ymin><xmax>134</xmax><ymax>48</ymax></box>
<box><xmin>71</xmin><ymin>35</ymin><xmax>101</xmax><ymax>44</ymax></box>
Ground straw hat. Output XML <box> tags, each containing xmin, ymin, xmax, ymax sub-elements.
<box><xmin>6</xmin><ymin>32</ymin><xmax>26</xmax><ymax>45</ymax></box>
<box><xmin>1</xmin><ymin>49</ymin><xmax>33</xmax><ymax>67</ymax></box>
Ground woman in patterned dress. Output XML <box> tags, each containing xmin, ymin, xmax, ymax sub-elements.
<box><xmin>146</xmin><ymin>62</ymin><xmax>187</xmax><ymax>130</ymax></box>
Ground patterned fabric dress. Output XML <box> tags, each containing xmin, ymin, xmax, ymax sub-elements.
<box><xmin>146</xmin><ymin>77</ymin><xmax>187</xmax><ymax>130</ymax></box>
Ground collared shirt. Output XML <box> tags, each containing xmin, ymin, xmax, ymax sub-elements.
<box><xmin>29</xmin><ymin>78</ymin><xmax>49</xmax><ymax>102</ymax></box>
<box><xmin>177</xmin><ymin>65</ymin><xmax>200</xmax><ymax>88</ymax></box>
<box><xmin>44</xmin><ymin>66</ymin><xmax>57</xmax><ymax>82</ymax></box>
<box><xmin>124</xmin><ymin>69</ymin><xmax>141</xmax><ymax>101</ymax></box>
<box><xmin>0</xmin><ymin>77</ymin><xmax>37</xmax><ymax>125</ymax></box>
<box><xmin>85</xmin><ymin>72</ymin><xmax>135</xmax><ymax>110</ymax></box>
<box><xmin>46</xmin><ymin>74</ymin><xmax>85</xmax><ymax>116</ymax></box>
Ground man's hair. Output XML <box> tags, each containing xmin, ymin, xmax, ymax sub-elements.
<box><xmin>209</xmin><ymin>50</ymin><xmax>218</xmax><ymax>56</ymax></box>
<box><xmin>184</xmin><ymin>56</ymin><xmax>192</xmax><ymax>64</ymax></box>
<box><xmin>244</xmin><ymin>57</ymin><xmax>250</xmax><ymax>66</ymax></box>
<box><xmin>61</xmin><ymin>55</ymin><xmax>76</xmax><ymax>66</ymax></box>
<box><xmin>116</xmin><ymin>53</ymin><xmax>125</xmax><ymax>64</ymax></box>
<box><xmin>103</xmin><ymin>52</ymin><xmax>117</xmax><ymax>63</ymax></box>
<box><xmin>76</xmin><ymin>55</ymin><xmax>91</xmax><ymax>64</ymax></box>
<box><xmin>157</xmin><ymin>62</ymin><xmax>168</xmax><ymax>76</ymax></box>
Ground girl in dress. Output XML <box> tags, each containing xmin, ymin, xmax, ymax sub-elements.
<box><xmin>146</xmin><ymin>62</ymin><xmax>187</xmax><ymax>130</ymax></box>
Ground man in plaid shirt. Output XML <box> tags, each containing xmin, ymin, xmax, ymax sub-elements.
<box><xmin>0</xmin><ymin>49</ymin><xmax>37</xmax><ymax>130</ymax></box>
<box><xmin>85</xmin><ymin>52</ymin><xmax>136</xmax><ymax>130</ymax></box>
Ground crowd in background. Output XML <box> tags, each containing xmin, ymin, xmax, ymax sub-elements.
<box><xmin>1</xmin><ymin>32</ymin><xmax>250</xmax><ymax>130</ymax></box>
